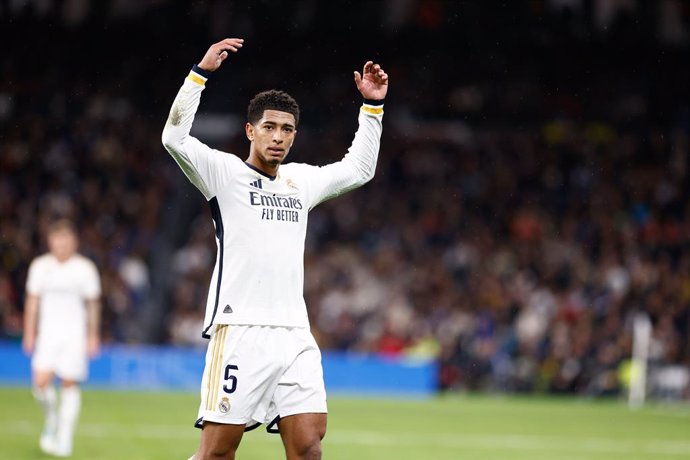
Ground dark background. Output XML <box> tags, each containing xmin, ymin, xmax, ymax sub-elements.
<box><xmin>1</xmin><ymin>0</ymin><xmax>689</xmax><ymax>398</ymax></box>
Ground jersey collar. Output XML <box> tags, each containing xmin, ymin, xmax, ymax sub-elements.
<box><xmin>244</xmin><ymin>162</ymin><xmax>277</xmax><ymax>181</ymax></box>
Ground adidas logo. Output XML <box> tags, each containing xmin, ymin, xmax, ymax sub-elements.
<box><xmin>223</xmin><ymin>304</ymin><xmax>233</xmax><ymax>314</ymax></box>
<box><xmin>250</xmin><ymin>179</ymin><xmax>263</xmax><ymax>189</ymax></box>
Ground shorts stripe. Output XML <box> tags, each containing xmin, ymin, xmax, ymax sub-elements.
<box><xmin>204</xmin><ymin>331</ymin><xmax>217</xmax><ymax>411</ymax></box>
<box><xmin>206</xmin><ymin>325</ymin><xmax>228</xmax><ymax>411</ymax></box>
<box><xmin>214</xmin><ymin>325</ymin><xmax>228</xmax><ymax>410</ymax></box>
<box><xmin>206</xmin><ymin>327</ymin><xmax>219</xmax><ymax>411</ymax></box>
<box><xmin>207</xmin><ymin>326</ymin><xmax>221</xmax><ymax>411</ymax></box>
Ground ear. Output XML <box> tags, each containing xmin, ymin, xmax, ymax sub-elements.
<box><xmin>245</xmin><ymin>122</ymin><xmax>254</xmax><ymax>141</ymax></box>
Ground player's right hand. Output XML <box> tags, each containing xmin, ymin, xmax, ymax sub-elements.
<box><xmin>22</xmin><ymin>334</ymin><xmax>34</xmax><ymax>355</ymax></box>
<box><xmin>198</xmin><ymin>38</ymin><xmax>244</xmax><ymax>72</ymax></box>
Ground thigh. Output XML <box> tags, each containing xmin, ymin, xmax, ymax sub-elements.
<box><xmin>278</xmin><ymin>413</ymin><xmax>327</xmax><ymax>459</ymax></box>
<box><xmin>274</xmin><ymin>329</ymin><xmax>327</xmax><ymax>419</ymax></box>
<box><xmin>55</xmin><ymin>339</ymin><xmax>87</xmax><ymax>382</ymax></box>
<box><xmin>33</xmin><ymin>335</ymin><xmax>87</xmax><ymax>382</ymax></box>
<box><xmin>196</xmin><ymin>421</ymin><xmax>245</xmax><ymax>460</ymax></box>
<box><xmin>32</xmin><ymin>337</ymin><xmax>59</xmax><ymax>375</ymax></box>
<box><xmin>198</xmin><ymin>325</ymin><xmax>283</xmax><ymax>427</ymax></box>
<box><xmin>32</xmin><ymin>369</ymin><xmax>54</xmax><ymax>389</ymax></box>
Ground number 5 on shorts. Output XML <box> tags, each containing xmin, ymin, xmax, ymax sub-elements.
<box><xmin>223</xmin><ymin>364</ymin><xmax>239</xmax><ymax>394</ymax></box>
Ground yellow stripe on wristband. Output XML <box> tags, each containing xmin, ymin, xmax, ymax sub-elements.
<box><xmin>361</xmin><ymin>105</ymin><xmax>384</xmax><ymax>115</ymax></box>
<box><xmin>187</xmin><ymin>72</ymin><xmax>207</xmax><ymax>86</ymax></box>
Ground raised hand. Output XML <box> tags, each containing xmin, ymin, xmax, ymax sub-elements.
<box><xmin>198</xmin><ymin>38</ymin><xmax>244</xmax><ymax>72</ymax></box>
<box><xmin>354</xmin><ymin>61</ymin><xmax>389</xmax><ymax>101</ymax></box>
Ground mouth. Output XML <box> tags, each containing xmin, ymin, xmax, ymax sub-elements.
<box><xmin>267</xmin><ymin>148</ymin><xmax>284</xmax><ymax>155</ymax></box>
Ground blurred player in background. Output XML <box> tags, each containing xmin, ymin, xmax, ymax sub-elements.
<box><xmin>162</xmin><ymin>38</ymin><xmax>388</xmax><ymax>459</ymax></box>
<box><xmin>22</xmin><ymin>219</ymin><xmax>102</xmax><ymax>457</ymax></box>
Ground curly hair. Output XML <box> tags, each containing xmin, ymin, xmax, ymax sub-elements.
<box><xmin>247</xmin><ymin>90</ymin><xmax>300</xmax><ymax>127</ymax></box>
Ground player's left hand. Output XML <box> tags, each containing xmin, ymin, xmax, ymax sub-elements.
<box><xmin>354</xmin><ymin>61</ymin><xmax>389</xmax><ymax>101</ymax></box>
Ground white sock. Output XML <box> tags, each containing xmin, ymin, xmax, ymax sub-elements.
<box><xmin>33</xmin><ymin>385</ymin><xmax>58</xmax><ymax>436</ymax></box>
<box><xmin>56</xmin><ymin>386</ymin><xmax>81</xmax><ymax>452</ymax></box>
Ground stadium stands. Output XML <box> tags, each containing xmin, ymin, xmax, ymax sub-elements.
<box><xmin>0</xmin><ymin>0</ymin><xmax>688</xmax><ymax>399</ymax></box>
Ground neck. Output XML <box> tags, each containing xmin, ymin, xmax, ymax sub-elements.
<box><xmin>246</xmin><ymin>157</ymin><xmax>279</xmax><ymax>178</ymax></box>
<box><xmin>54</xmin><ymin>254</ymin><xmax>72</xmax><ymax>263</ymax></box>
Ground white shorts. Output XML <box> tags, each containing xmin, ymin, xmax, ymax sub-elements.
<box><xmin>196</xmin><ymin>325</ymin><xmax>327</xmax><ymax>431</ymax></box>
<box><xmin>32</xmin><ymin>335</ymin><xmax>87</xmax><ymax>382</ymax></box>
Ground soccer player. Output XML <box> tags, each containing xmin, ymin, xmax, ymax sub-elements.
<box><xmin>162</xmin><ymin>38</ymin><xmax>388</xmax><ymax>459</ymax></box>
<box><xmin>22</xmin><ymin>219</ymin><xmax>102</xmax><ymax>457</ymax></box>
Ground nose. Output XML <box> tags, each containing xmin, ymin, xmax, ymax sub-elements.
<box><xmin>272</xmin><ymin>130</ymin><xmax>284</xmax><ymax>143</ymax></box>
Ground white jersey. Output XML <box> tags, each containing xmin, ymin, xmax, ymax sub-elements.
<box><xmin>26</xmin><ymin>253</ymin><xmax>101</xmax><ymax>341</ymax></box>
<box><xmin>162</xmin><ymin>67</ymin><xmax>384</xmax><ymax>337</ymax></box>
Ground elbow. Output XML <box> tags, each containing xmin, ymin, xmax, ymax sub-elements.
<box><xmin>358</xmin><ymin>161</ymin><xmax>377</xmax><ymax>184</ymax></box>
<box><xmin>361</xmin><ymin>168</ymin><xmax>375</xmax><ymax>185</ymax></box>
<box><xmin>161</xmin><ymin>126</ymin><xmax>179</xmax><ymax>154</ymax></box>
<box><xmin>348</xmin><ymin>158</ymin><xmax>376</xmax><ymax>187</ymax></box>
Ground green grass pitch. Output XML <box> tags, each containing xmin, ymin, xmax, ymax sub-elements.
<box><xmin>0</xmin><ymin>387</ymin><xmax>689</xmax><ymax>459</ymax></box>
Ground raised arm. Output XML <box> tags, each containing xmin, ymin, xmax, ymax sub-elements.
<box><xmin>161</xmin><ymin>38</ymin><xmax>244</xmax><ymax>199</ymax></box>
<box><xmin>306</xmin><ymin>61</ymin><xmax>389</xmax><ymax>208</ymax></box>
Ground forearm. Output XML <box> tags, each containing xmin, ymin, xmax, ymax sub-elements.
<box><xmin>163</xmin><ymin>38</ymin><xmax>242</xmax><ymax>151</ymax></box>
<box><xmin>161</xmin><ymin>65</ymin><xmax>209</xmax><ymax>151</ymax></box>
<box><xmin>346</xmin><ymin>100</ymin><xmax>384</xmax><ymax>183</ymax></box>
<box><xmin>86</xmin><ymin>299</ymin><xmax>101</xmax><ymax>340</ymax></box>
<box><xmin>23</xmin><ymin>295</ymin><xmax>39</xmax><ymax>338</ymax></box>
<box><xmin>162</xmin><ymin>65</ymin><xmax>220</xmax><ymax>198</ymax></box>
<box><xmin>311</xmin><ymin>101</ymin><xmax>384</xmax><ymax>206</ymax></box>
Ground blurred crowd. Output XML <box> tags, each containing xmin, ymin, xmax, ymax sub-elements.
<box><xmin>1</xmin><ymin>0</ymin><xmax>689</xmax><ymax>398</ymax></box>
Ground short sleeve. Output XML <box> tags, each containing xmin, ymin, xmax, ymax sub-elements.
<box><xmin>25</xmin><ymin>259</ymin><xmax>42</xmax><ymax>295</ymax></box>
<box><xmin>82</xmin><ymin>260</ymin><xmax>101</xmax><ymax>300</ymax></box>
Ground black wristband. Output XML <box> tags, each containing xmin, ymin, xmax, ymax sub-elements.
<box><xmin>364</xmin><ymin>98</ymin><xmax>384</xmax><ymax>106</ymax></box>
<box><xmin>192</xmin><ymin>64</ymin><xmax>212</xmax><ymax>79</ymax></box>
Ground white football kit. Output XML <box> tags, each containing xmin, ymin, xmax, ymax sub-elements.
<box><xmin>162</xmin><ymin>65</ymin><xmax>384</xmax><ymax>429</ymax></box>
<box><xmin>26</xmin><ymin>253</ymin><xmax>101</xmax><ymax>381</ymax></box>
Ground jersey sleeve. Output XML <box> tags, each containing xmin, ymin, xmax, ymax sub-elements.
<box><xmin>304</xmin><ymin>102</ymin><xmax>384</xmax><ymax>209</ymax></box>
<box><xmin>81</xmin><ymin>259</ymin><xmax>101</xmax><ymax>300</ymax></box>
<box><xmin>25</xmin><ymin>259</ymin><xmax>42</xmax><ymax>296</ymax></box>
<box><xmin>161</xmin><ymin>66</ymin><xmax>236</xmax><ymax>200</ymax></box>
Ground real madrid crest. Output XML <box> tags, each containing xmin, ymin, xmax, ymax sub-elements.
<box><xmin>219</xmin><ymin>397</ymin><xmax>231</xmax><ymax>414</ymax></box>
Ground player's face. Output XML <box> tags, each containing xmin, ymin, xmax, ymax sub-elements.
<box><xmin>246</xmin><ymin>110</ymin><xmax>297</xmax><ymax>170</ymax></box>
<box><xmin>47</xmin><ymin>229</ymin><xmax>78</xmax><ymax>262</ymax></box>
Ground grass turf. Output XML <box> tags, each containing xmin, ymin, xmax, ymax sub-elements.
<box><xmin>0</xmin><ymin>387</ymin><xmax>688</xmax><ymax>459</ymax></box>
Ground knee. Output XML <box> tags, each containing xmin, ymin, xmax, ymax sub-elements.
<box><xmin>196</xmin><ymin>439</ymin><xmax>240</xmax><ymax>460</ymax></box>
<box><xmin>295</xmin><ymin>431</ymin><xmax>326</xmax><ymax>459</ymax></box>
<box><xmin>297</xmin><ymin>441</ymin><xmax>322</xmax><ymax>460</ymax></box>
<box><xmin>195</xmin><ymin>445</ymin><xmax>237</xmax><ymax>460</ymax></box>
<box><xmin>33</xmin><ymin>373</ymin><xmax>53</xmax><ymax>390</ymax></box>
